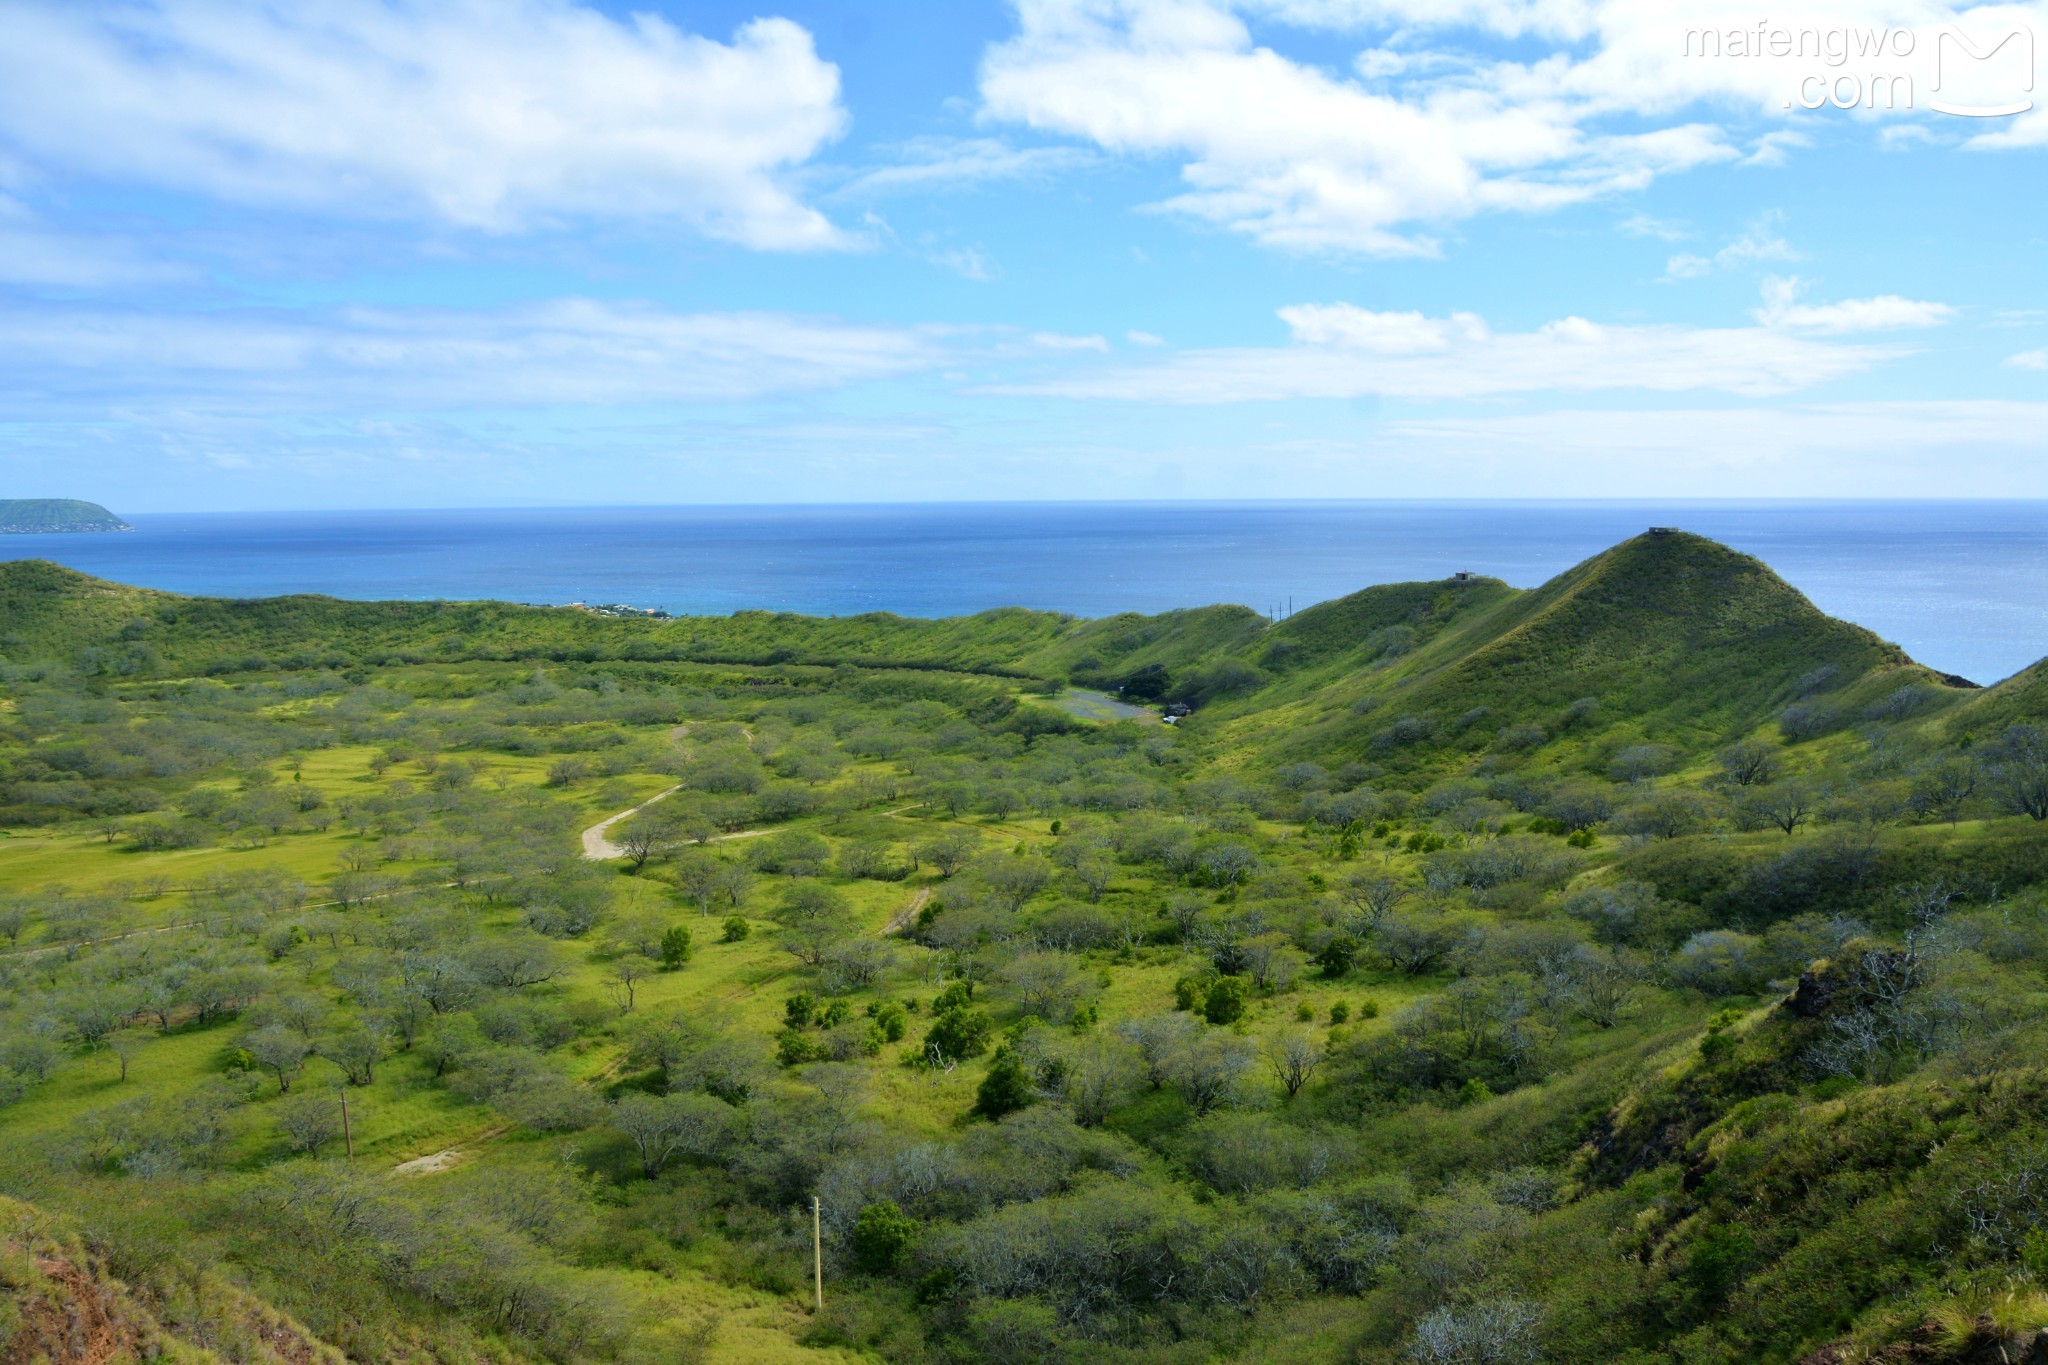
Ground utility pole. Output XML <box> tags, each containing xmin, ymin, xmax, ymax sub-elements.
<box><xmin>812</xmin><ymin>1196</ymin><xmax>824</xmax><ymax>1312</ymax></box>
<box><xmin>340</xmin><ymin>1090</ymin><xmax>354</xmax><ymax>1160</ymax></box>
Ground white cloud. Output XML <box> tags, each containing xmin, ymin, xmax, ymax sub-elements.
<box><xmin>1031</xmin><ymin>331</ymin><xmax>1114</xmax><ymax>351</ymax></box>
<box><xmin>1754</xmin><ymin>276</ymin><xmax>1956</xmax><ymax>333</ymax></box>
<box><xmin>929</xmin><ymin>246</ymin><xmax>999</xmax><ymax>280</ymax></box>
<box><xmin>2006</xmin><ymin>349</ymin><xmax>2048</xmax><ymax>369</ymax></box>
<box><xmin>978</xmin><ymin>1</ymin><xmax>2048</xmax><ymax>255</ymax></box>
<box><xmin>1126</xmin><ymin>330</ymin><xmax>1169</xmax><ymax>346</ymax></box>
<box><xmin>839</xmin><ymin>137</ymin><xmax>1096</xmax><ymax>195</ymax></box>
<box><xmin>1663</xmin><ymin>216</ymin><xmax>1800</xmax><ymax>279</ymax></box>
<box><xmin>1618</xmin><ymin>212</ymin><xmax>1688</xmax><ymax>240</ymax></box>
<box><xmin>0</xmin><ymin>299</ymin><xmax>940</xmax><ymax>409</ymax></box>
<box><xmin>1741</xmin><ymin>130</ymin><xmax>1811</xmax><ymax>166</ymax></box>
<box><xmin>1879</xmin><ymin>123</ymin><xmax>1939</xmax><ymax>150</ymax></box>
<box><xmin>0</xmin><ymin>1</ymin><xmax>851</xmax><ymax>248</ymax></box>
<box><xmin>997</xmin><ymin>300</ymin><xmax>1910</xmax><ymax>401</ymax></box>
<box><xmin>980</xmin><ymin>0</ymin><xmax>1741</xmax><ymax>256</ymax></box>
<box><xmin>1277</xmin><ymin>303</ymin><xmax>1490</xmax><ymax>352</ymax></box>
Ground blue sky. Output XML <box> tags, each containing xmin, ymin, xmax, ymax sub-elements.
<box><xmin>0</xmin><ymin>0</ymin><xmax>2043</xmax><ymax>510</ymax></box>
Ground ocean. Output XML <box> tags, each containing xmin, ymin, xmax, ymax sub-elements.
<box><xmin>5</xmin><ymin>501</ymin><xmax>2045</xmax><ymax>685</ymax></box>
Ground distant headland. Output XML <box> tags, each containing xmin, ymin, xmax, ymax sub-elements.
<box><xmin>0</xmin><ymin>499</ymin><xmax>132</xmax><ymax>534</ymax></box>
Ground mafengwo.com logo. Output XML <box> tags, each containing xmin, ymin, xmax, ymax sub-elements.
<box><xmin>1683</xmin><ymin>20</ymin><xmax>2034</xmax><ymax>116</ymax></box>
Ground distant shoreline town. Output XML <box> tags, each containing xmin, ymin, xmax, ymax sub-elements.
<box><xmin>566</xmin><ymin>601</ymin><xmax>673</xmax><ymax>620</ymax></box>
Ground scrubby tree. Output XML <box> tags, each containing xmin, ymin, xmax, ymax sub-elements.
<box><xmin>1171</xmin><ymin>1032</ymin><xmax>1256</xmax><ymax>1114</ymax></box>
<box><xmin>246</xmin><ymin>1023</ymin><xmax>310</xmax><ymax>1093</ymax></box>
<box><xmin>1053</xmin><ymin>1034</ymin><xmax>1138</xmax><ymax>1125</ymax></box>
<box><xmin>1377</xmin><ymin>912</ymin><xmax>1468</xmax><ymax>975</ymax></box>
<box><xmin>608</xmin><ymin>956</ymin><xmax>652</xmax><ymax>1013</ymax></box>
<box><xmin>1746</xmin><ymin>782</ymin><xmax>1818</xmax><ymax>836</ymax></box>
<box><xmin>319</xmin><ymin>1026</ymin><xmax>387</xmax><ymax>1086</ymax></box>
<box><xmin>1338</xmin><ymin>873</ymin><xmax>1412</xmax><ymax>933</ymax></box>
<box><xmin>915</xmin><ymin>829</ymin><xmax>982</xmax><ymax>878</ymax></box>
<box><xmin>1911</xmin><ymin>757</ymin><xmax>1978</xmax><ymax>825</ymax></box>
<box><xmin>1720</xmin><ymin>740</ymin><xmax>1780</xmax><ymax>787</ymax></box>
<box><xmin>1264</xmin><ymin>1029</ymin><xmax>1327</xmax><ymax>1099</ymax></box>
<box><xmin>1117</xmin><ymin>1012</ymin><xmax>1201</xmax><ymax>1090</ymax></box>
<box><xmin>976</xmin><ymin>854</ymin><xmax>1056</xmax><ymax>912</ymax></box>
<box><xmin>1611</xmin><ymin>744</ymin><xmax>1680</xmax><ymax>783</ymax></box>
<box><xmin>107</xmin><ymin>1030</ymin><xmax>146</xmax><ymax>1083</ymax></box>
<box><xmin>1005</xmin><ymin>953</ymin><xmax>1085</xmax><ymax>1022</ymax></box>
<box><xmin>1408</xmin><ymin>1297</ymin><xmax>1543</xmax><ymax>1364</ymax></box>
<box><xmin>614</xmin><ymin>810</ymin><xmax>676</xmax><ymax>870</ymax></box>
<box><xmin>275</xmin><ymin>1092</ymin><xmax>343</xmax><ymax>1156</ymax></box>
<box><xmin>1200</xmin><ymin>842</ymin><xmax>1262</xmax><ymax>888</ymax></box>
<box><xmin>1989</xmin><ymin>725</ymin><xmax>2048</xmax><ymax>820</ymax></box>
<box><xmin>611</xmin><ymin>1092</ymin><xmax>730</xmax><ymax>1178</ymax></box>
<box><xmin>1545</xmin><ymin>782</ymin><xmax>1616</xmax><ymax>833</ymax></box>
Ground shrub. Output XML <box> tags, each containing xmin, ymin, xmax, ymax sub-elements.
<box><xmin>1203</xmin><ymin>976</ymin><xmax>1250</xmax><ymax>1026</ymax></box>
<box><xmin>972</xmin><ymin>1045</ymin><xmax>1036</xmax><ymax>1120</ymax></box>
<box><xmin>1408</xmin><ymin>1297</ymin><xmax>1543</xmax><ymax>1363</ymax></box>
<box><xmin>721</xmin><ymin>915</ymin><xmax>750</xmax><ymax>943</ymax></box>
<box><xmin>924</xmin><ymin>1005</ymin><xmax>994</xmax><ymax>1065</ymax></box>
<box><xmin>776</xmin><ymin>1028</ymin><xmax>825</xmax><ymax>1067</ymax></box>
<box><xmin>1314</xmin><ymin>934</ymin><xmax>1359</xmax><ymax>976</ymax></box>
<box><xmin>871</xmin><ymin>1001</ymin><xmax>908</xmax><ymax>1042</ymax></box>
<box><xmin>851</xmin><ymin>1200</ymin><xmax>918</xmax><ymax>1275</ymax></box>
<box><xmin>659</xmin><ymin>925</ymin><xmax>692</xmax><ymax>968</ymax></box>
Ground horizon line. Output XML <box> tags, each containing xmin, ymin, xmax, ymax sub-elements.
<box><xmin>29</xmin><ymin>495</ymin><xmax>2048</xmax><ymax>518</ymax></box>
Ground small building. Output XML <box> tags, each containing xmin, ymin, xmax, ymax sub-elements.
<box><xmin>1648</xmin><ymin>526</ymin><xmax>1679</xmax><ymax>536</ymax></box>
<box><xmin>1163</xmin><ymin>703</ymin><xmax>1192</xmax><ymax>718</ymax></box>
<box><xmin>1451</xmin><ymin>570</ymin><xmax>1476</xmax><ymax>581</ymax></box>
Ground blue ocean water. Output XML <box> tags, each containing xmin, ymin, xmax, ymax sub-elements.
<box><xmin>4</xmin><ymin>501</ymin><xmax>2045</xmax><ymax>685</ymax></box>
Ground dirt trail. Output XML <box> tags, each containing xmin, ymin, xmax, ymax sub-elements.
<box><xmin>578</xmin><ymin>784</ymin><xmax>685</xmax><ymax>859</ymax></box>
<box><xmin>881</xmin><ymin>887</ymin><xmax>931</xmax><ymax>937</ymax></box>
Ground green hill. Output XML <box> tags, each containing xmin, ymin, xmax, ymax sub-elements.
<box><xmin>0</xmin><ymin>498</ymin><xmax>131</xmax><ymax>533</ymax></box>
<box><xmin>1200</xmin><ymin>533</ymin><xmax>1982</xmax><ymax>774</ymax></box>
<box><xmin>5</xmin><ymin>531</ymin><xmax>2024</xmax><ymax>766</ymax></box>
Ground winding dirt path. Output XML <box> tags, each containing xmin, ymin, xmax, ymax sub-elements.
<box><xmin>579</xmin><ymin>796</ymin><xmax>786</xmax><ymax>861</ymax></box>
<box><xmin>882</xmin><ymin>887</ymin><xmax>931</xmax><ymax>936</ymax></box>
<box><xmin>578</xmin><ymin>784</ymin><xmax>685</xmax><ymax>859</ymax></box>
<box><xmin>581</xmin><ymin>789</ymin><xmax>927</xmax><ymax>864</ymax></box>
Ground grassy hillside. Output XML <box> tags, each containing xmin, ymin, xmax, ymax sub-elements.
<box><xmin>2</xmin><ymin>535</ymin><xmax>2046</xmax><ymax>1363</ymax></box>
